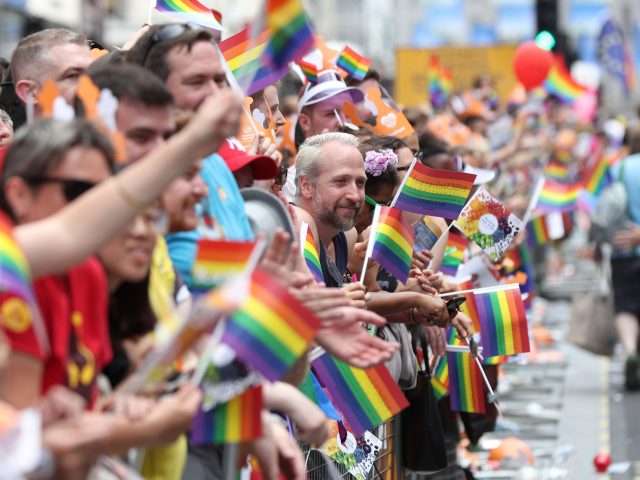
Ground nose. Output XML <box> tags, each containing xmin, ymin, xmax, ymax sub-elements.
<box><xmin>129</xmin><ymin>213</ymin><xmax>153</xmax><ymax>237</ymax></box>
<box><xmin>275</xmin><ymin>110</ymin><xmax>286</xmax><ymax>128</ymax></box>
<box><xmin>192</xmin><ymin>175</ymin><xmax>208</xmax><ymax>200</ymax></box>
<box><xmin>344</xmin><ymin>182</ymin><xmax>361</xmax><ymax>203</ymax></box>
<box><xmin>0</xmin><ymin>120</ymin><xmax>12</xmax><ymax>145</ymax></box>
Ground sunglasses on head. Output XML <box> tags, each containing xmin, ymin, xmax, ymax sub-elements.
<box><xmin>24</xmin><ymin>176</ymin><xmax>96</xmax><ymax>202</ymax></box>
<box><xmin>151</xmin><ymin>22</ymin><xmax>203</xmax><ymax>44</ymax></box>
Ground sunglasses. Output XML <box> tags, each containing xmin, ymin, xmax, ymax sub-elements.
<box><xmin>365</xmin><ymin>195</ymin><xmax>390</xmax><ymax>208</ymax></box>
<box><xmin>151</xmin><ymin>22</ymin><xmax>203</xmax><ymax>44</ymax></box>
<box><xmin>25</xmin><ymin>176</ymin><xmax>96</xmax><ymax>202</ymax></box>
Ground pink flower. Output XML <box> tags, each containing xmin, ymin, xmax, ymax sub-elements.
<box><xmin>364</xmin><ymin>149</ymin><xmax>398</xmax><ymax>176</ymax></box>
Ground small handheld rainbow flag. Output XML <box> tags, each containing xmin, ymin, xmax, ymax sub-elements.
<box><xmin>190</xmin><ymin>386</ymin><xmax>263</xmax><ymax>445</ymax></box>
<box><xmin>431</xmin><ymin>355</ymin><xmax>449</xmax><ymax>400</ymax></box>
<box><xmin>471</xmin><ymin>284</ymin><xmax>530</xmax><ymax>357</ymax></box>
<box><xmin>447</xmin><ymin>351</ymin><xmax>486</xmax><ymax>413</ymax></box>
<box><xmin>264</xmin><ymin>0</ymin><xmax>315</xmax><ymax>69</ymax></box>
<box><xmin>441</xmin><ymin>230</ymin><xmax>468</xmax><ymax>277</ymax></box>
<box><xmin>544</xmin><ymin>55</ymin><xmax>588</xmax><ymax>103</ymax></box>
<box><xmin>527</xmin><ymin>216</ymin><xmax>550</xmax><ymax>246</ymax></box>
<box><xmin>370</xmin><ymin>207</ymin><xmax>414</xmax><ymax>283</ymax></box>
<box><xmin>219</xmin><ymin>28</ymin><xmax>289</xmax><ymax>96</ymax></box>
<box><xmin>537</xmin><ymin>180</ymin><xmax>581</xmax><ymax>212</ymax></box>
<box><xmin>336</xmin><ymin>45</ymin><xmax>372</xmax><ymax>81</ymax></box>
<box><xmin>544</xmin><ymin>160</ymin><xmax>570</xmax><ymax>181</ymax></box>
<box><xmin>312</xmin><ymin>353</ymin><xmax>409</xmax><ymax>436</ymax></box>
<box><xmin>155</xmin><ymin>0</ymin><xmax>223</xmax><ymax>30</ymax></box>
<box><xmin>300</xmin><ymin>222</ymin><xmax>323</xmax><ymax>283</ymax></box>
<box><xmin>222</xmin><ymin>269</ymin><xmax>321</xmax><ymax>381</ymax></box>
<box><xmin>428</xmin><ymin>55</ymin><xmax>452</xmax><ymax>110</ymax></box>
<box><xmin>192</xmin><ymin>239</ymin><xmax>256</xmax><ymax>290</ymax></box>
<box><xmin>393</xmin><ymin>163</ymin><xmax>476</xmax><ymax>220</ymax></box>
<box><xmin>297</xmin><ymin>59</ymin><xmax>318</xmax><ymax>84</ymax></box>
<box><xmin>582</xmin><ymin>156</ymin><xmax>612</xmax><ymax>196</ymax></box>
<box><xmin>299</xmin><ymin>370</ymin><xmax>340</xmax><ymax>420</ymax></box>
<box><xmin>0</xmin><ymin>214</ymin><xmax>48</xmax><ymax>355</ymax></box>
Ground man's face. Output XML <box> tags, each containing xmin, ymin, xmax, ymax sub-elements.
<box><xmin>19</xmin><ymin>146</ymin><xmax>111</xmax><ymax>223</ymax></box>
<box><xmin>0</xmin><ymin>116</ymin><xmax>12</xmax><ymax>147</ymax></box>
<box><xmin>165</xmin><ymin>41</ymin><xmax>229</xmax><ymax>112</ymax></box>
<box><xmin>48</xmin><ymin>43</ymin><xmax>94</xmax><ymax>103</ymax></box>
<box><xmin>299</xmin><ymin>93</ymin><xmax>350</xmax><ymax>138</ymax></box>
<box><xmin>263</xmin><ymin>85</ymin><xmax>286</xmax><ymax>129</ymax></box>
<box><xmin>115</xmin><ymin>99</ymin><xmax>175</xmax><ymax>163</ymax></box>
<box><xmin>309</xmin><ymin>141</ymin><xmax>366</xmax><ymax>232</ymax></box>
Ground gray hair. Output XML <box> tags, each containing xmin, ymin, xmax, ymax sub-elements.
<box><xmin>11</xmin><ymin>29</ymin><xmax>87</xmax><ymax>84</ymax></box>
<box><xmin>294</xmin><ymin>132</ymin><xmax>359</xmax><ymax>199</ymax></box>
<box><xmin>0</xmin><ymin>109</ymin><xmax>12</xmax><ymax>132</ymax></box>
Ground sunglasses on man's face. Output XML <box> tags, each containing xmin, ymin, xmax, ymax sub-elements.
<box><xmin>25</xmin><ymin>176</ymin><xmax>96</xmax><ymax>202</ymax></box>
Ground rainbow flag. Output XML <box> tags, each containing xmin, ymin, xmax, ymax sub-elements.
<box><xmin>582</xmin><ymin>156</ymin><xmax>612</xmax><ymax>196</ymax></box>
<box><xmin>537</xmin><ymin>180</ymin><xmax>581</xmax><ymax>212</ymax></box>
<box><xmin>447</xmin><ymin>351</ymin><xmax>486</xmax><ymax>413</ymax></box>
<box><xmin>441</xmin><ymin>230</ymin><xmax>468</xmax><ymax>277</ymax></box>
<box><xmin>544</xmin><ymin>161</ymin><xmax>570</xmax><ymax>181</ymax></box>
<box><xmin>312</xmin><ymin>353</ymin><xmax>409</xmax><ymax>436</ymax></box>
<box><xmin>155</xmin><ymin>0</ymin><xmax>223</xmax><ymax>29</ymax></box>
<box><xmin>297</xmin><ymin>59</ymin><xmax>318</xmax><ymax>84</ymax></box>
<box><xmin>431</xmin><ymin>355</ymin><xmax>449</xmax><ymax>400</ymax></box>
<box><xmin>337</xmin><ymin>45</ymin><xmax>372</xmax><ymax>81</ymax></box>
<box><xmin>299</xmin><ymin>370</ymin><xmax>340</xmax><ymax>420</ymax></box>
<box><xmin>219</xmin><ymin>28</ymin><xmax>289</xmax><ymax>96</ymax></box>
<box><xmin>222</xmin><ymin>269</ymin><xmax>321</xmax><ymax>381</ymax></box>
<box><xmin>192</xmin><ymin>240</ymin><xmax>256</xmax><ymax>289</ymax></box>
<box><xmin>370</xmin><ymin>207</ymin><xmax>414</xmax><ymax>283</ymax></box>
<box><xmin>428</xmin><ymin>55</ymin><xmax>452</xmax><ymax>110</ymax></box>
<box><xmin>528</xmin><ymin>216</ymin><xmax>550</xmax><ymax>246</ymax></box>
<box><xmin>394</xmin><ymin>163</ymin><xmax>476</xmax><ymax>220</ymax></box>
<box><xmin>190</xmin><ymin>386</ymin><xmax>263</xmax><ymax>444</ymax></box>
<box><xmin>264</xmin><ymin>0</ymin><xmax>315</xmax><ymax>69</ymax></box>
<box><xmin>483</xmin><ymin>355</ymin><xmax>509</xmax><ymax>366</ymax></box>
<box><xmin>543</xmin><ymin>55</ymin><xmax>588</xmax><ymax>103</ymax></box>
<box><xmin>300</xmin><ymin>223</ymin><xmax>323</xmax><ymax>283</ymax></box>
<box><xmin>0</xmin><ymin>214</ymin><xmax>48</xmax><ymax>354</ymax></box>
<box><xmin>472</xmin><ymin>285</ymin><xmax>530</xmax><ymax>357</ymax></box>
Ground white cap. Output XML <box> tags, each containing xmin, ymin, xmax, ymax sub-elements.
<box><xmin>297</xmin><ymin>70</ymin><xmax>364</xmax><ymax>113</ymax></box>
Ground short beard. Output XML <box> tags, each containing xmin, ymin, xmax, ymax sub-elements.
<box><xmin>313</xmin><ymin>192</ymin><xmax>361</xmax><ymax>232</ymax></box>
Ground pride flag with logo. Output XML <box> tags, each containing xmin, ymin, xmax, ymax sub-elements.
<box><xmin>312</xmin><ymin>353</ymin><xmax>409</xmax><ymax>436</ymax></box>
<box><xmin>222</xmin><ymin>269</ymin><xmax>321</xmax><ymax>381</ymax></box>
<box><xmin>370</xmin><ymin>207</ymin><xmax>414</xmax><ymax>283</ymax></box>
<box><xmin>394</xmin><ymin>163</ymin><xmax>476</xmax><ymax>220</ymax></box>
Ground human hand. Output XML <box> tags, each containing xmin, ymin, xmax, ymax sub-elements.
<box><xmin>342</xmin><ymin>282</ymin><xmax>368</xmax><ymax>309</ymax></box>
<box><xmin>144</xmin><ymin>384</ymin><xmax>202</xmax><ymax>445</ymax></box>
<box><xmin>424</xmin><ymin>326</ymin><xmax>447</xmax><ymax>356</ymax></box>
<box><xmin>39</xmin><ymin>386</ymin><xmax>86</xmax><ymax>427</ymax></box>
<box><xmin>612</xmin><ymin>222</ymin><xmax>640</xmax><ymax>251</ymax></box>
<box><xmin>419</xmin><ymin>270</ymin><xmax>444</xmax><ymax>292</ymax></box>
<box><xmin>183</xmin><ymin>90</ymin><xmax>242</xmax><ymax>159</ymax></box>
<box><xmin>258</xmin><ymin>230</ymin><xmax>300</xmax><ymax>286</ymax></box>
<box><xmin>347</xmin><ymin>240</ymin><xmax>368</xmax><ymax>276</ymax></box>
<box><xmin>451</xmin><ymin>311</ymin><xmax>474</xmax><ymax>340</ymax></box>
<box><xmin>412</xmin><ymin>249</ymin><xmax>433</xmax><ymax>270</ymax></box>
<box><xmin>316</xmin><ymin>307</ymin><xmax>399</xmax><ymax>368</ymax></box>
<box><xmin>289</xmin><ymin>286</ymin><xmax>350</xmax><ymax>327</ymax></box>
<box><xmin>99</xmin><ymin>393</ymin><xmax>156</xmax><ymax>422</ymax></box>
<box><xmin>121</xmin><ymin>333</ymin><xmax>154</xmax><ymax>370</ymax></box>
<box><xmin>414</xmin><ymin>295</ymin><xmax>449</xmax><ymax>328</ymax></box>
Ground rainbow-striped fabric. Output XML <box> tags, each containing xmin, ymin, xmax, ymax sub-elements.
<box><xmin>370</xmin><ymin>207</ymin><xmax>414</xmax><ymax>283</ymax></box>
<box><xmin>155</xmin><ymin>0</ymin><xmax>222</xmax><ymax>29</ymax></box>
<box><xmin>447</xmin><ymin>351</ymin><xmax>486</xmax><ymax>413</ymax></box>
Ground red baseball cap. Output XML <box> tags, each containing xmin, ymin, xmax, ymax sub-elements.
<box><xmin>218</xmin><ymin>138</ymin><xmax>278</xmax><ymax>181</ymax></box>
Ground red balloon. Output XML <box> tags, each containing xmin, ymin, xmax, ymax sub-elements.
<box><xmin>513</xmin><ymin>41</ymin><xmax>553</xmax><ymax>90</ymax></box>
<box><xmin>593</xmin><ymin>453</ymin><xmax>611</xmax><ymax>473</ymax></box>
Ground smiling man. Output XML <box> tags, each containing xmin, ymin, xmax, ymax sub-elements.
<box><xmin>11</xmin><ymin>29</ymin><xmax>94</xmax><ymax>110</ymax></box>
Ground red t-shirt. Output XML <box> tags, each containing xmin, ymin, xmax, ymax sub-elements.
<box><xmin>5</xmin><ymin>257</ymin><xmax>112</xmax><ymax>406</ymax></box>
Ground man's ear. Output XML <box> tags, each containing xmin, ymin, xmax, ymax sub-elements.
<box><xmin>298</xmin><ymin>111</ymin><xmax>311</xmax><ymax>137</ymax></box>
<box><xmin>3</xmin><ymin>177</ymin><xmax>33</xmax><ymax>222</ymax></box>
<box><xmin>14</xmin><ymin>79</ymin><xmax>38</xmax><ymax>106</ymax></box>
<box><xmin>299</xmin><ymin>175</ymin><xmax>314</xmax><ymax>200</ymax></box>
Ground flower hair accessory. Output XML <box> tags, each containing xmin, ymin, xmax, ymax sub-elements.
<box><xmin>364</xmin><ymin>149</ymin><xmax>398</xmax><ymax>176</ymax></box>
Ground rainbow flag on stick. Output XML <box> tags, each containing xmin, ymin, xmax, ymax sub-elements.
<box><xmin>370</xmin><ymin>207</ymin><xmax>414</xmax><ymax>283</ymax></box>
<box><xmin>431</xmin><ymin>355</ymin><xmax>450</xmax><ymax>400</ymax></box>
<box><xmin>297</xmin><ymin>59</ymin><xmax>318</xmax><ymax>84</ymax></box>
<box><xmin>441</xmin><ymin>230</ymin><xmax>468</xmax><ymax>277</ymax></box>
<box><xmin>219</xmin><ymin>27</ymin><xmax>289</xmax><ymax>96</ymax></box>
<box><xmin>155</xmin><ymin>0</ymin><xmax>223</xmax><ymax>29</ymax></box>
<box><xmin>471</xmin><ymin>284</ymin><xmax>530</xmax><ymax>357</ymax></box>
<box><xmin>300</xmin><ymin>222</ymin><xmax>323</xmax><ymax>283</ymax></box>
<box><xmin>447</xmin><ymin>351</ymin><xmax>486</xmax><ymax>413</ymax></box>
<box><xmin>537</xmin><ymin>180</ymin><xmax>581</xmax><ymax>212</ymax></box>
<box><xmin>222</xmin><ymin>269</ymin><xmax>321</xmax><ymax>381</ymax></box>
<box><xmin>337</xmin><ymin>45</ymin><xmax>372</xmax><ymax>81</ymax></box>
<box><xmin>264</xmin><ymin>0</ymin><xmax>315</xmax><ymax>68</ymax></box>
<box><xmin>0</xmin><ymin>214</ymin><xmax>48</xmax><ymax>355</ymax></box>
<box><xmin>312</xmin><ymin>353</ymin><xmax>409</xmax><ymax>436</ymax></box>
<box><xmin>393</xmin><ymin>163</ymin><xmax>476</xmax><ymax>220</ymax></box>
<box><xmin>582</xmin><ymin>156</ymin><xmax>612</xmax><ymax>196</ymax></box>
<box><xmin>543</xmin><ymin>55</ymin><xmax>588</xmax><ymax>103</ymax></box>
<box><xmin>190</xmin><ymin>386</ymin><xmax>263</xmax><ymax>445</ymax></box>
<box><xmin>192</xmin><ymin>240</ymin><xmax>256</xmax><ymax>290</ymax></box>
<box><xmin>428</xmin><ymin>55</ymin><xmax>452</xmax><ymax>110</ymax></box>
<box><xmin>528</xmin><ymin>216</ymin><xmax>550</xmax><ymax>246</ymax></box>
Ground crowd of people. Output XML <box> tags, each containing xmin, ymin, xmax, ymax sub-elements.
<box><xmin>0</xmin><ymin>16</ymin><xmax>639</xmax><ymax>480</ymax></box>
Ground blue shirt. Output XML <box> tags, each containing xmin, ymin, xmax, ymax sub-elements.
<box><xmin>166</xmin><ymin>153</ymin><xmax>253</xmax><ymax>287</ymax></box>
<box><xmin>611</xmin><ymin>154</ymin><xmax>640</xmax><ymax>257</ymax></box>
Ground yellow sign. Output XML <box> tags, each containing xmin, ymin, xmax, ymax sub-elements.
<box><xmin>395</xmin><ymin>45</ymin><xmax>519</xmax><ymax>108</ymax></box>
<box><xmin>0</xmin><ymin>298</ymin><xmax>32</xmax><ymax>334</ymax></box>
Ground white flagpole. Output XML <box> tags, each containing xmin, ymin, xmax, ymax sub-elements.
<box><xmin>147</xmin><ymin>0</ymin><xmax>156</xmax><ymax>25</ymax></box>
<box><xmin>439</xmin><ymin>282</ymin><xmax>520</xmax><ymax>298</ymax></box>
<box><xmin>389</xmin><ymin>156</ymin><xmax>418</xmax><ymax>208</ymax></box>
<box><xmin>359</xmin><ymin>204</ymin><xmax>382</xmax><ymax>283</ymax></box>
